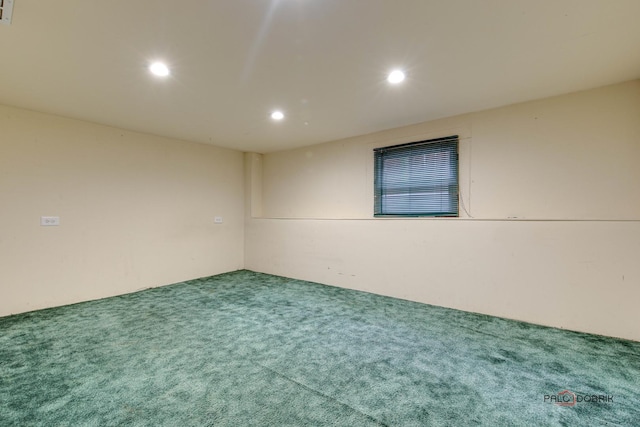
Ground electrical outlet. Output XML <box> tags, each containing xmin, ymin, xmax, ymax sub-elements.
<box><xmin>41</xmin><ymin>216</ymin><xmax>60</xmax><ymax>226</ymax></box>
<box><xmin>214</xmin><ymin>216</ymin><xmax>223</xmax><ymax>224</ymax></box>
<box><xmin>0</xmin><ymin>0</ymin><xmax>15</xmax><ymax>25</ymax></box>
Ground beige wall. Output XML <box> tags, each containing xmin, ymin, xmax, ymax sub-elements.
<box><xmin>261</xmin><ymin>80</ymin><xmax>640</xmax><ymax>220</ymax></box>
<box><xmin>246</xmin><ymin>80</ymin><xmax>640</xmax><ymax>341</ymax></box>
<box><xmin>0</xmin><ymin>105</ymin><xmax>244</xmax><ymax>316</ymax></box>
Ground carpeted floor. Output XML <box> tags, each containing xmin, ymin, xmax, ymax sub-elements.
<box><xmin>1</xmin><ymin>270</ymin><xmax>638</xmax><ymax>426</ymax></box>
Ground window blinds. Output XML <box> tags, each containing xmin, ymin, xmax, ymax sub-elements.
<box><xmin>374</xmin><ymin>136</ymin><xmax>459</xmax><ymax>216</ymax></box>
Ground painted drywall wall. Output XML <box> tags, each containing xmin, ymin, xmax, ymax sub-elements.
<box><xmin>0</xmin><ymin>105</ymin><xmax>244</xmax><ymax>316</ymax></box>
<box><xmin>244</xmin><ymin>152</ymin><xmax>263</xmax><ymax>218</ymax></box>
<box><xmin>261</xmin><ymin>80</ymin><xmax>640</xmax><ymax>220</ymax></box>
<box><xmin>246</xmin><ymin>80</ymin><xmax>640</xmax><ymax>341</ymax></box>
<box><xmin>246</xmin><ymin>219</ymin><xmax>639</xmax><ymax>341</ymax></box>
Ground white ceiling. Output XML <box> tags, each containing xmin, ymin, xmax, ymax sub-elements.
<box><xmin>1</xmin><ymin>0</ymin><xmax>639</xmax><ymax>153</ymax></box>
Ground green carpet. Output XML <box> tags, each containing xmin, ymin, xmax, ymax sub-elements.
<box><xmin>1</xmin><ymin>270</ymin><xmax>638</xmax><ymax>426</ymax></box>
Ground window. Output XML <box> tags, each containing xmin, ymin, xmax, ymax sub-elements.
<box><xmin>374</xmin><ymin>135</ymin><xmax>459</xmax><ymax>217</ymax></box>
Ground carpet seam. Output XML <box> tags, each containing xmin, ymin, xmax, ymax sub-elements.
<box><xmin>255</xmin><ymin>362</ymin><xmax>389</xmax><ymax>427</ymax></box>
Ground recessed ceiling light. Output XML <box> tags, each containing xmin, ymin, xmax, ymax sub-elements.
<box><xmin>271</xmin><ymin>111</ymin><xmax>284</xmax><ymax>121</ymax></box>
<box><xmin>387</xmin><ymin>69</ymin><xmax>405</xmax><ymax>84</ymax></box>
<box><xmin>149</xmin><ymin>62</ymin><xmax>170</xmax><ymax>77</ymax></box>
